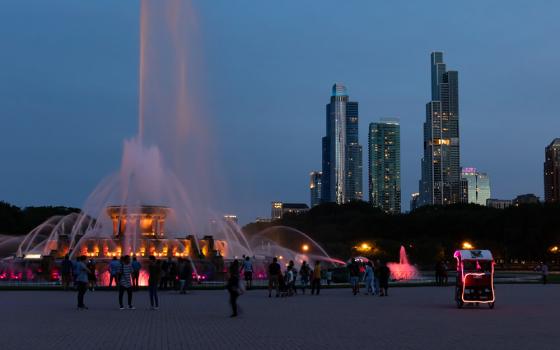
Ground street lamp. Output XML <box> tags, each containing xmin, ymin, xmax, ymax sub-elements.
<box><xmin>462</xmin><ymin>241</ymin><xmax>474</xmax><ymax>250</ymax></box>
<box><xmin>302</xmin><ymin>244</ymin><xmax>309</xmax><ymax>252</ymax></box>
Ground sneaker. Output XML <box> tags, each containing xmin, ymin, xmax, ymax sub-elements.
<box><xmin>119</xmin><ymin>306</ymin><xmax>125</xmax><ymax>310</ymax></box>
<box><xmin>154</xmin><ymin>306</ymin><xmax>159</xmax><ymax>310</ymax></box>
<box><xmin>128</xmin><ymin>306</ymin><xmax>136</xmax><ymax>310</ymax></box>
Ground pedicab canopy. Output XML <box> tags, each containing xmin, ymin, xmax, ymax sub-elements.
<box><xmin>454</xmin><ymin>250</ymin><xmax>493</xmax><ymax>261</ymax></box>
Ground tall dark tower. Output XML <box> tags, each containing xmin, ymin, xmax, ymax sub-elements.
<box><xmin>322</xmin><ymin>83</ymin><xmax>362</xmax><ymax>204</ymax></box>
<box><xmin>419</xmin><ymin>52</ymin><xmax>461</xmax><ymax>206</ymax></box>
<box><xmin>544</xmin><ymin>139</ymin><xmax>560</xmax><ymax>203</ymax></box>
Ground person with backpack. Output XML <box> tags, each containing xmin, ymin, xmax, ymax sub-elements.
<box><xmin>74</xmin><ymin>255</ymin><xmax>90</xmax><ymax>310</ymax></box>
<box><xmin>117</xmin><ymin>255</ymin><xmax>135</xmax><ymax>310</ymax></box>
<box><xmin>131</xmin><ymin>255</ymin><xmax>141</xmax><ymax>289</ymax></box>
<box><xmin>299</xmin><ymin>261</ymin><xmax>310</xmax><ymax>294</ymax></box>
<box><xmin>348</xmin><ymin>258</ymin><xmax>361</xmax><ymax>296</ymax></box>
<box><xmin>311</xmin><ymin>261</ymin><xmax>322</xmax><ymax>295</ymax></box>
<box><xmin>147</xmin><ymin>255</ymin><xmax>161</xmax><ymax>309</ymax></box>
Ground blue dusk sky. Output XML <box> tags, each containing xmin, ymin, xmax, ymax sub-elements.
<box><xmin>1</xmin><ymin>1</ymin><xmax>559</xmax><ymax>224</ymax></box>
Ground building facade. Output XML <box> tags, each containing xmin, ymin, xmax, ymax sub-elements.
<box><xmin>368</xmin><ymin>119</ymin><xmax>401</xmax><ymax>213</ymax></box>
<box><xmin>461</xmin><ymin>167</ymin><xmax>491</xmax><ymax>206</ymax></box>
<box><xmin>419</xmin><ymin>52</ymin><xmax>461</xmax><ymax>206</ymax></box>
<box><xmin>271</xmin><ymin>202</ymin><xmax>309</xmax><ymax>220</ymax></box>
<box><xmin>544</xmin><ymin>139</ymin><xmax>560</xmax><ymax>203</ymax></box>
<box><xmin>322</xmin><ymin>83</ymin><xmax>363</xmax><ymax>204</ymax></box>
<box><xmin>309</xmin><ymin>171</ymin><xmax>322</xmax><ymax>207</ymax></box>
<box><xmin>486</xmin><ymin>198</ymin><xmax>512</xmax><ymax>209</ymax></box>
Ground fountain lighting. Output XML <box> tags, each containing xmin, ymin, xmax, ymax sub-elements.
<box><xmin>387</xmin><ymin>245</ymin><xmax>420</xmax><ymax>281</ymax></box>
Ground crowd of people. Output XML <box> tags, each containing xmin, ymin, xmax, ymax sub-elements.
<box><xmin>62</xmin><ymin>254</ymin><xmax>195</xmax><ymax>310</ymax></box>
<box><xmin>62</xmin><ymin>253</ymin><xmax>394</xmax><ymax>316</ymax></box>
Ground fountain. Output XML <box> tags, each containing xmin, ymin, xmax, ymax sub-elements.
<box><xmin>0</xmin><ymin>0</ymin><xmax>341</xmax><ymax>285</ymax></box>
<box><xmin>387</xmin><ymin>246</ymin><xmax>420</xmax><ymax>281</ymax></box>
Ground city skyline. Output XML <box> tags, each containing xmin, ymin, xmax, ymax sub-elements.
<box><xmin>1</xmin><ymin>1</ymin><xmax>559</xmax><ymax>223</ymax></box>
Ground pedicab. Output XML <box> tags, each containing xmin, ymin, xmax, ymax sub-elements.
<box><xmin>453</xmin><ymin>249</ymin><xmax>495</xmax><ymax>309</ymax></box>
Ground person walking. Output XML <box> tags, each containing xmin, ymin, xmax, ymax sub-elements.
<box><xmin>541</xmin><ymin>261</ymin><xmax>549</xmax><ymax>284</ymax></box>
<box><xmin>147</xmin><ymin>255</ymin><xmax>161</xmax><ymax>309</ymax></box>
<box><xmin>86</xmin><ymin>259</ymin><xmax>97</xmax><ymax>291</ymax></box>
<box><xmin>299</xmin><ymin>261</ymin><xmax>310</xmax><ymax>294</ymax></box>
<box><xmin>60</xmin><ymin>254</ymin><xmax>73</xmax><ymax>290</ymax></box>
<box><xmin>117</xmin><ymin>255</ymin><xmax>135</xmax><ymax>310</ymax></box>
<box><xmin>179</xmin><ymin>258</ymin><xmax>192</xmax><ymax>294</ymax></box>
<box><xmin>74</xmin><ymin>255</ymin><xmax>90</xmax><ymax>310</ymax></box>
<box><xmin>348</xmin><ymin>258</ymin><xmax>361</xmax><ymax>296</ymax></box>
<box><xmin>108</xmin><ymin>257</ymin><xmax>120</xmax><ymax>288</ymax></box>
<box><xmin>241</xmin><ymin>256</ymin><xmax>253</xmax><ymax>290</ymax></box>
<box><xmin>311</xmin><ymin>261</ymin><xmax>321</xmax><ymax>295</ymax></box>
<box><xmin>363</xmin><ymin>261</ymin><xmax>374</xmax><ymax>295</ymax></box>
<box><xmin>131</xmin><ymin>255</ymin><xmax>141</xmax><ymax>289</ymax></box>
<box><xmin>379</xmin><ymin>261</ymin><xmax>391</xmax><ymax>297</ymax></box>
<box><xmin>227</xmin><ymin>259</ymin><xmax>242</xmax><ymax>317</ymax></box>
<box><xmin>268</xmin><ymin>257</ymin><xmax>281</xmax><ymax>298</ymax></box>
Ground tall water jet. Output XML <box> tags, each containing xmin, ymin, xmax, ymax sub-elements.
<box><xmin>387</xmin><ymin>245</ymin><xmax>420</xmax><ymax>281</ymax></box>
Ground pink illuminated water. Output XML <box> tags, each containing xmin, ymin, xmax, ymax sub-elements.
<box><xmin>387</xmin><ymin>246</ymin><xmax>420</xmax><ymax>280</ymax></box>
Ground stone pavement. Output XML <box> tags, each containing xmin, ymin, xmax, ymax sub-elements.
<box><xmin>0</xmin><ymin>284</ymin><xmax>559</xmax><ymax>350</ymax></box>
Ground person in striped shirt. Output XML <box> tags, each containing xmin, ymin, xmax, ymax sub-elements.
<box><xmin>118</xmin><ymin>255</ymin><xmax>135</xmax><ymax>310</ymax></box>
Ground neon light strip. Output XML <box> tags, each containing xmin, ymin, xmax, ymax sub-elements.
<box><xmin>460</xmin><ymin>263</ymin><xmax>495</xmax><ymax>304</ymax></box>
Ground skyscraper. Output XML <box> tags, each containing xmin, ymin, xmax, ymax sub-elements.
<box><xmin>544</xmin><ymin>138</ymin><xmax>560</xmax><ymax>203</ymax></box>
<box><xmin>309</xmin><ymin>171</ymin><xmax>322</xmax><ymax>207</ymax></box>
<box><xmin>419</xmin><ymin>52</ymin><xmax>461</xmax><ymax>206</ymax></box>
<box><xmin>322</xmin><ymin>83</ymin><xmax>363</xmax><ymax>204</ymax></box>
<box><xmin>368</xmin><ymin>119</ymin><xmax>401</xmax><ymax>213</ymax></box>
<box><xmin>461</xmin><ymin>167</ymin><xmax>491</xmax><ymax>206</ymax></box>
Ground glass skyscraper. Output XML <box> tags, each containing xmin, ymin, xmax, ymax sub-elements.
<box><xmin>368</xmin><ymin>119</ymin><xmax>401</xmax><ymax>213</ymax></box>
<box><xmin>461</xmin><ymin>167</ymin><xmax>491</xmax><ymax>206</ymax></box>
<box><xmin>322</xmin><ymin>83</ymin><xmax>363</xmax><ymax>204</ymax></box>
<box><xmin>419</xmin><ymin>52</ymin><xmax>461</xmax><ymax>206</ymax></box>
<box><xmin>544</xmin><ymin>138</ymin><xmax>560</xmax><ymax>203</ymax></box>
<box><xmin>309</xmin><ymin>171</ymin><xmax>322</xmax><ymax>207</ymax></box>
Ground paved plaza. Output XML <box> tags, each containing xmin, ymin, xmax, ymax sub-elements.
<box><xmin>1</xmin><ymin>284</ymin><xmax>559</xmax><ymax>350</ymax></box>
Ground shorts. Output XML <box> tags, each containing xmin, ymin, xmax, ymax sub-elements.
<box><xmin>244</xmin><ymin>271</ymin><xmax>253</xmax><ymax>281</ymax></box>
<box><xmin>269</xmin><ymin>275</ymin><xmax>279</xmax><ymax>288</ymax></box>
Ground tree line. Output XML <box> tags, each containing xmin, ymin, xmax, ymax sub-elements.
<box><xmin>243</xmin><ymin>201</ymin><xmax>560</xmax><ymax>265</ymax></box>
<box><xmin>0</xmin><ymin>201</ymin><xmax>80</xmax><ymax>235</ymax></box>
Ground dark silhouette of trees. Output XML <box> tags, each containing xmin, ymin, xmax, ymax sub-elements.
<box><xmin>0</xmin><ymin>201</ymin><xmax>80</xmax><ymax>235</ymax></box>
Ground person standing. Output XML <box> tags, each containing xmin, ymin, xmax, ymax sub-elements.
<box><xmin>74</xmin><ymin>256</ymin><xmax>90</xmax><ymax>310</ymax></box>
<box><xmin>60</xmin><ymin>255</ymin><xmax>73</xmax><ymax>290</ymax></box>
<box><xmin>147</xmin><ymin>255</ymin><xmax>161</xmax><ymax>309</ymax></box>
<box><xmin>299</xmin><ymin>261</ymin><xmax>310</xmax><ymax>294</ymax></box>
<box><xmin>379</xmin><ymin>261</ymin><xmax>391</xmax><ymax>297</ymax></box>
<box><xmin>311</xmin><ymin>261</ymin><xmax>321</xmax><ymax>295</ymax></box>
<box><xmin>441</xmin><ymin>261</ymin><xmax>449</xmax><ymax>285</ymax></box>
<box><xmin>118</xmin><ymin>255</ymin><xmax>135</xmax><ymax>310</ymax></box>
<box><xmin>108</xmin><ymin>257</ymin><xmax>120</xmax><ymax>288</ymax></box>
<box><xmin>160</xmin><ymin>258</ymin><xmax>170</xmax><ymax>290</ymax></box>
<box><xmin>373</xmin><ymin>259</ymin><xmax>381</xmax><ymax>295</ymax></box>
<box><xmin>363</xmin><ymin>261</ymin><xmax>374</xmax><ymax>295</ymax></box>
<box><xmin>169</xmin><ymin>258</ymin><xmax>178</xmax><ymax>290</ymax></box>
<box><xmin>227</xmin><ymin>260</ymin><xmax>242</xmax><ymax>317</ymax></box>
<box><xmin>131</xmin><ymin>255</ymin><xmax>141</xmax><ymax>289</ymax></box>
<box><xmin>348</xmin><ymin>258</ymin><xmax>361</xmax><ymax>296</ymax></box>
<box><xmin>179</xmin><ymin>258</ymin><xmax>192</xmax><ymax>294</ymax></box>
<box><xmin>241</xmin><ymin>256</ymin><xmax>253</xmax><ymax>290</ymax></box>
<box><xmin>268</xmin><ymin>257</ymin><xmax>281</xmax><ymax>298</ymax></box>
<box><xmin>86</xmin><ymin>259</ymin><xmax>97</xmax><ymax>292</ymax></box>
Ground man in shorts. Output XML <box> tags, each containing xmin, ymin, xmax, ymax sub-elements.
<box><xmin>241</xmin><ymin>256</ymin><xmax>254</xmax><ymax>290</ymax></box>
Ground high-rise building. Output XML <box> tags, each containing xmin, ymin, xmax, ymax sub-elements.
<box><xmin>461</xmin><ymin>167</ymin><xmax>491</xmax><ymax>206</ymax></box>
<box><xmin>410</xmin><ymin>193</ymin><xmax>420</xmax><ymax>212</ymax></box>
<box><xmin>419</xmin><ymin>52</ymin><xmax>461</xmax><ymax>206</ymax></box>
<box><xmin>309</xmin><ymin>171</ymin><xmax>322</xmax><ymax>207</ymax></box>
<box><xmin>322</xmin><ymin>83</ymin><xmax>362</xmax><ymax>204</ymax></box>
<box><xmin>544</xmin><ymin>139</ymin><xmax>560</xmax><ymax>203</ymax></box>
<box><xmin>368</xmin><ymin>119</ymin><xmax>401</xmax><ymax>213</ymax></box>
